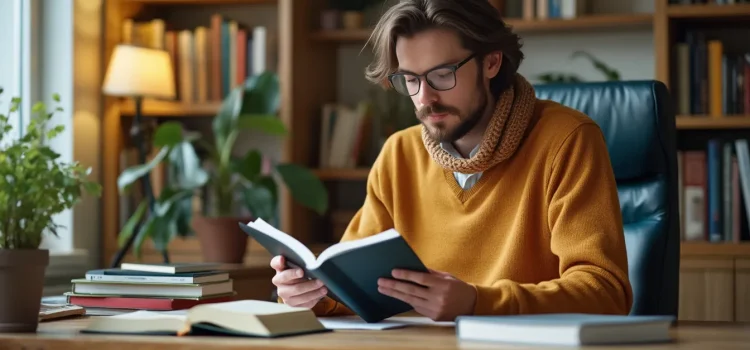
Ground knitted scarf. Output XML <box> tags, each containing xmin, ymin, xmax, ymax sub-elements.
<box><xmin>422</xmin><ymin>73</ymin><xmax>536</xmax><ymax>174</ymax></box>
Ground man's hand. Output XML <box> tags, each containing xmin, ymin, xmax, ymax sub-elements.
<box><xmin>377</xmin><ymin>268</ymin><xmax>477</xmax><ymax>321</ymax></box>
<box><xmin>270</xmin><ymin>255</ymin><xmax>328</xmax><ymax>308</ymax></box>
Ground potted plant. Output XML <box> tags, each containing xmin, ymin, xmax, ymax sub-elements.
<box><xmin>117</xmin><ymin>72</ymin><xmax>328</xmax><ymax>263</ymax></box>
<box><xmin>0</xmin><ymin>90</ymin><xmax>101</xmax><ymax>332</ymax></box>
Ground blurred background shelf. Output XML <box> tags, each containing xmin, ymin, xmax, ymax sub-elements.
<box><xmin>313</xmin><ymin>168</ymin><xmax>370</xmax><ymax>181</ymax></box>
<box><xmin>667</xmin><ymin>3</ymin><xmax>750</xmax><ymax>18</ymax></box>
<box><xmin>119</xmin><ymin>99</ymin><xmax>221</xmax><ymax>117</ymax></box>
<box><xmin>311</xmin><ymin>13</ymin><xmax>653</xmax><ymax>43</ymax></box>
<box><xmin>676</xmin><ymin>116</ymin><xmax>750</xmax><ymax>130</ymax></box>
<box><xmin>681</xmin><ymin>242</ymin><xmax>750</xmax><ymax>257</ymax></box>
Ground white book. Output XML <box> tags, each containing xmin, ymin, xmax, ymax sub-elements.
<box><xmin>457</xmin><ymin>313</ymin><xmax>674</xmax><ymax>346</ymax></box>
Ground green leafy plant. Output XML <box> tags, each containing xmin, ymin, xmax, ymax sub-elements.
<box><xmin>537</xmin><ymin>50</ymin><xmax>621</xmax><ymax>84</ymax></box>
<box><xmin>116</xmin><ymin>72</ymin><xmax>329</xmax><ymax>259</ymax></box>
<box><xmin>0</xmin><ymin>89</ymin><xmax>102</xmax><ymax>249</ymax></box>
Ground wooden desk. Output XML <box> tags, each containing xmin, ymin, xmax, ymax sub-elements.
<box><xmin>0</xmin><ymin>318</ymin><xmax>748</xmax><ymax>350</ymax></box>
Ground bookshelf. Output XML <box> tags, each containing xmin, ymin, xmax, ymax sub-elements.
<box><xmin>101</xmin><ymin>0</ymin><xmax>750</xmax><ymax>321</ymax></box>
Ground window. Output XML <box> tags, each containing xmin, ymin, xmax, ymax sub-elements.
<box><xmin>0</xmin><ymin>0</ymin><xmax>100</xmax><ymax>293</ymax></box>
<box><xmin>0</xmin><ymin>1</ymin><xmax>22</xmax><ymax>143</ymax></box>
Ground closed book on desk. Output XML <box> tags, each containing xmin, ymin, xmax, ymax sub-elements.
<box><xmin>81</xmin><ymin>300</ymin><xmax>329</xmax><ymax>338</ymax></box>
<box><xmin>456</xmin><ymin>313</ymin><xmax>675</xmax><ymax>346</ymax></box>
<box><xmin>239</xmin><ymin>218</ymin><xmax>428</xmax><ymax>323</ymax></box>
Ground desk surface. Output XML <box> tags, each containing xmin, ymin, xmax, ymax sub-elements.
<box><xmin>0</xmin><ymin>317</ymin><xmax>748</xmax><ymax>350</ymax></box>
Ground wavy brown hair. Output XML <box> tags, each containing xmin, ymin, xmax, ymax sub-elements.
<box><xmin>365</xmin><ymin>0</ymin><xmax>524</xmax><ymax>97</ymax></box>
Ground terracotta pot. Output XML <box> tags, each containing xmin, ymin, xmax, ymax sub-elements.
<box><xmin>193</xmin><ymin>216</ymin><xmax>252</xmax><ymax>264</ymax></box>
<box><xmin>342</xmin><ymin>11</ymin><xmax>364</xmax><ymax>30</ymax></box>
<box><xmin>0</xmin><ymin>249</ymin><xmax>49</xmax><ymax>333</ymax></box>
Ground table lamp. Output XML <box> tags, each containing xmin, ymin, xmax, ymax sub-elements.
<box><xmin>102</xmin><ymin>44</ymin><xmax>176</xmax><ymax>268</ymax></box>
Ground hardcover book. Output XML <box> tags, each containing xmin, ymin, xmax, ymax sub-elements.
<box><xmin>239</xmin><ymin>218</ymin><xmax>428</xmax><ymax>323</ymax></box>
<box><xmin>80</xmin><ymin>300</ymin><xmax>329</xmax><ymax>338</ymax></box>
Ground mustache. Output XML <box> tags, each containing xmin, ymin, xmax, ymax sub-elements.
<box><xmin>416</xmin><ymin>103</ymin><xmax>460</xmax><ymax>119</ymax></box>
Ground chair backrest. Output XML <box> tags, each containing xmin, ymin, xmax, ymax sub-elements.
<box><xmin>533</xmin><ymin>80</ymin><xmax>680</xmax><ymax>317</ymax></box>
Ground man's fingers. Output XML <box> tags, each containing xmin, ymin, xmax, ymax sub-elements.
<box><xmin>282</xmin><ymin>284</ymin><xmax>328</xmax><ymax>307</ymax></box>
<box><xmin>271</xmin><ymin>268</ymin><xmax>305</xmax><ymax>285</ymax></box>
<box><xmin>391</xmin><ymin>269</ymin><xmax>440</xmax><ymax>287</ymax></box>
<box><xmin>378</xmin><ymin>285</ymin><xmax>430</xmax><ymax>310</ymax></box>
<box><xmin>378</xmin><ymin>278</ymin><xmax>430</xmax><ymax>299</ymax></box>
<box><xmin>270</xmin><ymin>255</ymin><xmax>285</xmax><ymax>271</ymax></box>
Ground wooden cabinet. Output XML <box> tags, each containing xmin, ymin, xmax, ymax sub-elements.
<box><xmin>679</xmin><ymin>244</ymin><xmax>750</xmax><ymax>322</ymax></box>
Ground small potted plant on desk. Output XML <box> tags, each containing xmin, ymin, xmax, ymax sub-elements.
<box><xmin>117</xmin><ymin>72</ymin><xmax>328</xmax><ymax>264</ymax></box>
<box><xmin>0</xmin><ymin>90</ymin><xmax>101</xmax><ymax>332</ymax></box>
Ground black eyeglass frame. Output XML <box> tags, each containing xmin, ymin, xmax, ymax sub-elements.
<box><xmin>387</xmin><ymin>54</ymin><xmax>476</xmax><ymax>96</ymax></box>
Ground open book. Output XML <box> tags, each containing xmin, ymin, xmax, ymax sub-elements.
<box><xmin>239</xmin><ymin>218</ymin><xmax>428</xmax><ymax>323</ymax></box>
<box><xmin>81</xmin><ymin>300</ymin><xmax>329</xmax><ymax>338</ymax></box>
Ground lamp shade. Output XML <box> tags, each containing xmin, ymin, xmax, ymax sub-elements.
<box><xmin>102</xmin><ymin>44</ymin><xmax>176</xmax><ymax>99</ymax></box>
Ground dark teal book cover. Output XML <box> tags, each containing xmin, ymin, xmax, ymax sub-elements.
<box><xmin>238</xmin><ymin>219</ymin><xmax>428</xmax><ymax>323</ymax></box>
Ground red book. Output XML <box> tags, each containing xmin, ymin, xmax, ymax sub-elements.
<box><xmin>67</xmin><ymin>294</ymin><xmax>233</xmax><ymax>311</ymax></box>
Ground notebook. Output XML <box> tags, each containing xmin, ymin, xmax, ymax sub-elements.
<box><xmin>80</xmin><ymin>300</ymin><xmax>329</xmax><ymax>338</ymax></box>
<box><xmin>456</xmin><ymin>313</ymin><xmax>675</xmax><ymax>346</ymax></box>
<box><xmin>119</xmin><ymin>262</ymin><xmax>222</xmax><ymax>274</ymax></box>
<box><xmin>238</xmin><ymin>218</ymin><xmax>428</xmax><ymax>323</ymax></box>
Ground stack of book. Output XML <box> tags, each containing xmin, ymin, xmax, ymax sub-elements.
<box><xmin>65</xmin><ymin>263</ymin><xmax>235</xmax><ymax>316</ymax></box>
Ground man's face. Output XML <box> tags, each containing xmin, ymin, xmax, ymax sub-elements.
<box><xmin>394</xmin><ymin>28</ymin><xmax>487</xmax><ymax>143</ymax></box>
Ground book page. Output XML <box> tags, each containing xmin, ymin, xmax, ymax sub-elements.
<box><xmin>192</xmin><ymin>300</ymin><xmax>308</xmax><ymax>316</ymax></box>
<box><xmin>312</xmin><ymin>229</ymin><xmax>400</xmax><ymax>269</ymax></box>
<box><xmin>250</xmin><ymin>218</ymin><xmax>317</xmax><ymax>267</ymax></box>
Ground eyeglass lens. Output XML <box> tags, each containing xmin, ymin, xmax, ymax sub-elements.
<box><xmin>391</xmin><ymin>67</ymin><xmax>457</xmax><ymax>96</ymax></box>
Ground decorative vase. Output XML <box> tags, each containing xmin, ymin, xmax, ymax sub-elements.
<box><xmin>0</xmin><ymin>249</ymin><xmax>49</xmax><ymax>333</ymax></box>
<box><xmin>193</xmin><ymin>216</ymin><xmax>252</xmax><ymax>264</ymax></box>
<box><xmin>321</xmin><ymin>9</ymin><xmax>339</xmax><ymax>30</ymax></box>
<box><xmin>342</xmin><ymin>11</ymin><xmax>364</xmax><ymax>30</ymax></box>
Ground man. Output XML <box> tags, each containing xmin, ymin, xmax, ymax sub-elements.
<box><xmin>271</xmin><ymin>0</ymin><xmax>633</xmax><ymax>321</ymax></box>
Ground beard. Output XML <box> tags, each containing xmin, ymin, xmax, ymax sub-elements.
<box><xmin>416</xmin><ymin>90</ymin><xmax>488</xmax><ymax>144</ymax></box>
<box><xmin>416</xmin><ymin>68</ymin><xmax>490</xmax><ymax>143</ymax></box>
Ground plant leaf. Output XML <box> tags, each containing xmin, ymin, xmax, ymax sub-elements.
<box><xmin>275</xmin><ymin>163</ymin><xmax>328</xmax><ymax>215</ymax></box>
<box><xmin>117</xmin><ymin>147</ymin><xmax>169</xmax><ymax>191</ymax></box>
<box><xmin>212</xmin><ymin>71</ymin><xmax>281</xmax><ymax>152</ymax></box>
<box><xmin>237</xmin><ymin>115</ymin><xmax>287</xmax><ymax>136</ymax></box>
<box><xmin>154</xmin><ymin>122</ymin><xmax>185</xmax><ymax>148</ymax></box>
<box><xmin>239</xmin><ymin>71</ymin><xmax>281</xmax><ymax>116</ymax></box>
<box><xmin>168</xmin><ymin>141</ymin><xmax>209</xmax><ymax>189</ymax></box>
<box><xmin>242</xmin><ymin>183</ymin><xmax>276</xmax><ymax>221</ymax></box>
<box><xmin>237</xmin><ymin>150</ymin><xmax>262</xmax><ymax>182</ymax></box>
<box><xmin>117</xmin><ymin>200</ymin><xmax>148</xmax><ymax>247</ymax></box>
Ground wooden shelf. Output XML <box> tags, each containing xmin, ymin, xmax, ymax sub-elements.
<box><xmin>120</xmin><ymin>0</ymin><xmax>276</xmax><ymax>4</ymax></box>
<box><xmin>313</xmin><ymin>168</ymin><xmax>370</xmax><ymax>180</ymax></box>
<box><xmin>676</xmin><ymin>115</ymin><xmax>750</xmax><ymax>130</ymax></box>
<box><xmin>508</xmin><ymin>13</ymin><xmax>653</xmax><ymax>33</ymax></box>
<box><xmin>311</xmin><ymin>14</ymin><xmax>653</xmax><ymax>42</ymax></box>
<box><xmin>681</xmin><ymin>242</ymin><xmax>750</xmax><ymax>257</ymax></box>
<box><xmin>119</xmin><ymin>99</ymin><xmax>221</xmax><ymax>117</ymax></box>
<box><xmin>667</xmin><ymin>3</ymin><xmax>750</xmax><ymax>18</ymax></box>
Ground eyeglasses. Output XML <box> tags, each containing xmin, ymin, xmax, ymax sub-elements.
<box><xmin>388</xmin><ymin>54</ymin><xmax>476</xmax><ymax>97</ymax></box>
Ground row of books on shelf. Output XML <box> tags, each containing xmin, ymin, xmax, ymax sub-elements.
<box><xmin>122</xmin><ymin>15</ymin><xmax>273</xmax><ymax>105</ymax></box>
<box><xmin>318</xmin><ymin>102</ymin><xmax>374</xmax><ymax>169</ymax></box>
<box><xmin>498</xmin><ymin>0</ymin><xmax>589</xmax><ymax>20</ymax></box>
<box><xmin>673</xmin><ymin>31</ymin><xmax>750</xmax><ymax>117</ymax></box>
<box><xmin>679</xmin><ymin>138</ymin><xmax>750</xmax><ymax>243</ymax></box>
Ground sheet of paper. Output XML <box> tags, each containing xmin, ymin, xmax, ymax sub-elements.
<box><xmin>318</xmin><ymin>316</ymin><xmax>407</xmax><ymax>330</ymax></box>
<box><xmin>318</xmin><ymin>316</ymin><xmax>455</xmax><ymax>330</ymax></box>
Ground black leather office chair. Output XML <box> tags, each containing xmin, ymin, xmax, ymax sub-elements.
<box><xmin>534</xmin><ymin>80</ymin><xmax>680</xmax><ymax>317</ymax></box>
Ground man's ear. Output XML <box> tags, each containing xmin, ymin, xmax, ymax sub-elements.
<box><xmin>484</xmin><ymin>52</ymin><xmax>503</xmax><ymax>79</ymax></box>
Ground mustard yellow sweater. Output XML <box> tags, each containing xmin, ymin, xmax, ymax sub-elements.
<box><xmin>312</xmin><ymin>100</ymin><xmax>633</xmax><ymax>317</ymax></box>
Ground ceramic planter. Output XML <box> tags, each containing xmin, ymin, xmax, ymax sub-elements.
<box><xmin>0</xmin><ymin>249</ymin><xmax>49</xmax><ymax>333</ymax></box>
<box><xmin>193</xmin><ymin>216</ymin><xmax>252</xmax><ymax>264</ymax></box>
